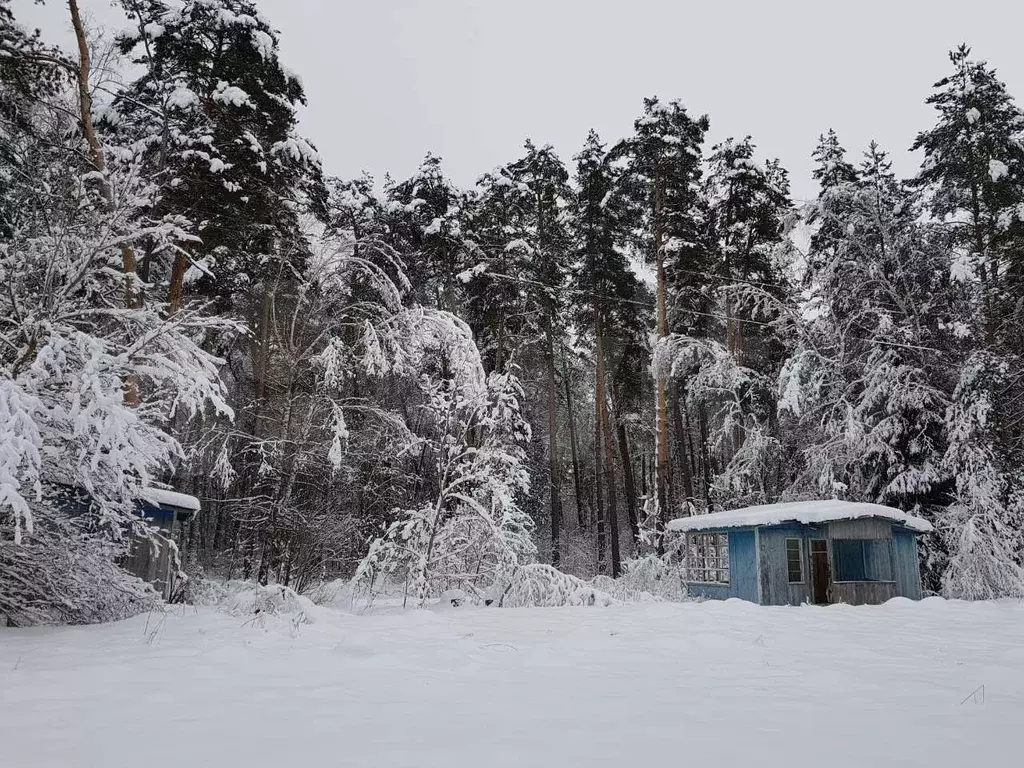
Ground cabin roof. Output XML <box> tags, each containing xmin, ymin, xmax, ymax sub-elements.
<box><xmin>140</xmin><ymin>488</ymin><xmax>201</xmax><ymax>512</ymax></box>
<box><xmin>666</xmin><ymin>500</ymin><xmax>933</xmax><ymax>534</ymax></box>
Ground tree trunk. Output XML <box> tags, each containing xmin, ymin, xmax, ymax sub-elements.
<box><xmin>594</xmin><ymin>379</ymin><xmax>606</xmax><ymax>572</ymax></box>
<box><xmin>671</xmin><ymin>382</ymin><xmax>696</xmax><ymax>511</ymax></box>
<box><xmin>596</xmin><ymin>313</ymin><xmax>621</xmax><ymax>577</ymax></box>
<box><xmin>68</xmin><ymin>0</ymin><xmax>141</xmax><ymax>404</ymax></box>
<box><xmin>562</xmin><ymin>344</ymin><xmax>587</xmax><ymax>530</ymax></box>
<box><xmin>617</xmin><ymin>421</ymin><xmax>640</xmax><ymax>545</ymax></box>
<box><xmin>545</xmin><ymin>316</ymin><xmax>562</xmax><ymax>567</ymax></box>
<box><xmin>653</xmin><ymin>176</ymin><xmax>670</xmax><ymax>554</ymax></box>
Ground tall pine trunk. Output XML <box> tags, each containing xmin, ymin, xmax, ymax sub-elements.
<box><xmin>596</xmin><ymin>313</ymin><xmax>621</xmax><ymax>576</ymax></box>
<box><xmin>545</xmin><ymin>314</ymin><xmax>562</xmax><ymax>566</ymax></box>
<box><xmin>562</xmin><ymin>345</ymin><xmax>587</xmax><ymax>530</ymax></box>
<box><xmin>654</xmin><ymin>176</ymin><xmax>671</xmax><ymax>553</ymax></box>
<box><xmin>617</xmin><ymin>421</ymin><xmax>640</xmax><ymax>545</ymax></box>
<box><xmin>594</xmin><ymin>378</ymin><xmax>606</xmax><ymax>572</ymax></box>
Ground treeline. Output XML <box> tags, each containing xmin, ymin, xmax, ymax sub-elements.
<box><xmin>1</xmin><ymin>0</ymin><xmax>1023</xmax><ymax>621</ymax></box>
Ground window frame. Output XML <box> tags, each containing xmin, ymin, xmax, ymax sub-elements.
<box><xmin>832</xmin><ymin>538</ymin><xmax>895</xmax><ymax>584</ymax></box>
<box><xmin>683</xmin><ymin>532</ymin><xmax>730</xmax><ymax>585</ymax></box>
<box><xmin>785</xmin><ymin>538</ymin><xmax>804</xmax><ymax>584</ymax></box>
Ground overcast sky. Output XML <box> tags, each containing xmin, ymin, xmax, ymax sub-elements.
<box><xmin>12</xmin><ymin>0</ymin><xmax>1024</xmax><ymax>200</ymax></box>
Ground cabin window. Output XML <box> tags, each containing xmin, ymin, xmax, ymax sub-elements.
<box><xmin>684</xmin><ymin>533</ymin><xmax>730</xmax><ymax>584</ymax></box>
<box><xmin>786</xmin><ymin>538</ymin><xmax>803</xmax><ymax>583</ymax></box>
<box><xmin>833</xmin><ymin>539</ymin><xmax>894</xmax><ymax>582</ymax></box>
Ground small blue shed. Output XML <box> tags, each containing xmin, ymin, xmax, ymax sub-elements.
<box><xmin>667</xmin><ymin>500</ymin><xmax>931</xmax><ymax>606</ymax></box>
<box><xmin>123</xmin><ymin>488</ymin><xmax>201</xmax><ymax>600</ymax></box>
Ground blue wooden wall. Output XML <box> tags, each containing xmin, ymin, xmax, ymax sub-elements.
<box><xmin>892</xmin><ymin>528</ymin><xmax>923</xmax><ymax>599</ymax></box>
<box><xmin>684</xmin><ymin>521</ymin><xmax>924</xmax><ymax>605</ymax></box>
<box><xmin>685</xmin><ymin>530</ymin><xmax>758</xmax><ymax>601</ymax></box>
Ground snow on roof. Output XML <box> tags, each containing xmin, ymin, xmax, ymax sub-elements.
<box><xmin>141</xmin><ymin>488</ymin><xmax>201</xmax><ymax>512</ymax></box>
<box><xmin>666</xmin><ymin>500</ymin><xmax>933</xmax><ymax>534</ymax></box>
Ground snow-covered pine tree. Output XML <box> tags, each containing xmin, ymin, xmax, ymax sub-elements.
<box><xmin>806</xmin><ymin>129</ymin><xmax>858</xmax><ymax>279</ymax></box>
<box><xmin>909</xmin><ymin>46</ymin><xmax>1024</xmax><ymax>597</ymax></box>
<box><xmin>109</xmin><ymin>0</ymin><xmax>326</xmax><ymax>309</ymax></box>
<box><xmin>383</xmin><ymin>154</ymin><xmax>471</xmax><ymax>311</ymax></box>
<box><xmin>1</xmin><ymin>2</ymin><xmax>234</xmax><ymax>624</ymax></box>
<box><xmin>460</xmin><ymin>141</ymin><xmax>572</xmax><ymax>566</ymax></box>
<box><xmin>780</xmin><ymin>141</ymin><xmax>962</xmax><ymax>589</ymax></box>
<box><xmin>618</xmin><ymin>97</ymin><xmax>709</xmax><ymax>548</ymax></box>
<box><xmin>573</xmin><ymin>130</ymin><xmax>651</xmax><ymax>569</ymax></box>
<box><xmin>912</xmin><ymin>44</ymin><xmax>1024</xmax><ymax>344</ymax></box>
<box><xmin>690</xmin><ymin>137</ymin><xmax>794</xmax><ymax>508</ymax></box>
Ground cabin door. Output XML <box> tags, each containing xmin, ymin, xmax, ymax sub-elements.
<box><xmin>810</xmin><ymin>540</ymin><xmax>830</xmax><ymax>604</ymax></box>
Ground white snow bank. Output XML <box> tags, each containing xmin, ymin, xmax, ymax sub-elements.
<box><xmin>667</xmin><ymin>499</ymin><xmax>933</xmax><ymax>533</ymax></box>
<box><xmin>139</xmin><ymin>487</ymin><xmax>200</xmax><ymax>511</ymax></box>
<box><xmin>1</xmin><ymin>599</ymin><xmax>1021</xmax><ymax>768</ymax></box>
<box><xmin>189</xmin><ymin>579</ymin><xmax>318</xmax><ymax>626</ymax></box>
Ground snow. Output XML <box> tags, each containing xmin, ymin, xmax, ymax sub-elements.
<box><xmin>212</xmin><ymin>82</ymin><xmax>253</xmax><ymax>108</ymax></box>
<box><xmin>989</xmin><ymin>158</ymin><xmax>1009</xmax><ymax>181</ymax></box>
<box><xmin>667</xmin><ymin>499</ymin><xmax>933</xmax><ymax>533</ymax></box>
<box><xmin>165</xmin><ymin>86</ymin><xmax>199</xmax><ymax>110</ymax></box>
<box><xmin>139</xmin><ymin>488</ymin><xmax>200</xmax><ymax>511</ymax></box>
<box><xmin>2</xmin><ymin>599</ymin><xmax>1023</xmax><ymax>767</ymax></box>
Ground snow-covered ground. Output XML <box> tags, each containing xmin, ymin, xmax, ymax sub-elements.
<box><xmin>2</xmin><ymin>598</ymin><xmax>1022</xmax><ymax>767</ymax></box>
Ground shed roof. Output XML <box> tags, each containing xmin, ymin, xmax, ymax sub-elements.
<box><xmin>666</xmin><ymin>500</ymin><xmax>933</xmax><ymax>534</ymax></box>
<box><xmin>140</xmin><ymin>488</ymin><xmax>201</xmax><ymax>512</ymax></box>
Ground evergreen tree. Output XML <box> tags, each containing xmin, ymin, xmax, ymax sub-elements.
<box><xmin>573</xmin><ymin>130</ymin><xmax>651</xmax><ymax>572</ymax></box>
<box><xmin>619</xmin><ymin>97</ymin><xmax>709</xmax><ymax>547</ymax></box>
<box><xmin>383</xmin><ymin>154</ymin><xmax>470</xmax><ymax>310</ymax></box>
<box><xmin>806</xmin><ymin>128</ymin><xmax>858</xmax><ymax>277</ymax></box>
<box><xmin>912</xmin><ymin>44</ymin><xmax>1024</xmax><ymax>342</ymax></box>
<box><xmin>692</xmin><ymin>137</ymin><xmax>794</xmax><ymax>507</ymax></box>
<box><xmin>109</xmin><ymin>0</ymin><xmax>326</xmax><ymax>309</ymax></box>
<box><xmin>781</xmin><ymin>141</ymin><xmax>961</xmax><ymax>588</ymax></box>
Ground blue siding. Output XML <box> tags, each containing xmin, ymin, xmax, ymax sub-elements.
<box><xmin>684</xmin><ymin>529</ymin><xmax>758</xmax><ymax>602</ymax></box>
<box><xmin>728</xmin><ymin>530</ymin><xmax>759</xmax><ymax>602</ymax></box>
<box><xmin>681</xmin><ymin>519</ymin><xmax>925</xmax><ymax>605</ymax></box>
<box><xmin>892</xmin><ymin>528</ymin><xmax>923</xmax><ymax>599</ymax></box>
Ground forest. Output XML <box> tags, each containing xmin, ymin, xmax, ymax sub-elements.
<box><xmin>2</xmin><ymin>0</ymin><xmax>1024</xmax><ymax>625</ymax></box>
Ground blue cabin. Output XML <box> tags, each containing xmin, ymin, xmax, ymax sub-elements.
<box><xmin>123</xmin><ymin>488</ymin><xmax>201</xmax><ymax>600</ymax></box>
<box><xmin>667</xmin><ymin>500</ymin><xmax>931</xmax><ymax>606</ymax></box>
<box><xmin>57</xmin><ymin>485</ymin><xmax>200</xmax><ymax>599</ymax></box>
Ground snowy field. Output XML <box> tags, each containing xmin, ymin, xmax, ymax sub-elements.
<box><xmin>2</xmin><ymin>598</ymin><xmax>1023</xmax><ymax>768</ymax></box>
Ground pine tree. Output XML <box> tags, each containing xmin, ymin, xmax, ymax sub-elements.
<box><xmin>572</xmin><ymin>130</ymin><xmax>650</xmax><ymax>573</ymax></box>
<box><xmin>781</xmin><ymin>141</ymin><xmax>959</xmax><ymax>589</ymax></box>
<box><xmin>806</xmin><ymin>129</ymin><xmax>858</xmax><ymax>277</ymax></box>
<box><xmin>911</xmin><ymin>45</ymin><xmax>1024</xmax><ymax>596</ymax></box>
<box><xmin>109</xmin><ymin>0</ymin><xmax>326</xmax><ymax>309</ymax></box>
<box><xmin>693</xmin><ymin>137</ymin><xmax>793</xmax><ymax>506</ymax></box>
<box><xmin>912</xmin><ymin>44</ymin><xmax>1024</xmax><ymax>342</ymax></box>
<box><xmin>619</xmin><ymin>97</ymin><xmax>709</xmax><ymax>548</ymax></box>
<box><xmin>383</xmin><ymin>154</ymin><xmax>470</xmax><ymax>310</ymax></box>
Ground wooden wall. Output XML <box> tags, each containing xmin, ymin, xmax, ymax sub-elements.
<box><xmin>683</xmin><ymin>518</ymin><xmax>925</xmax><ymax>606</ymax></box>
<box><xmin>892</xmin><ymin>528</ymin><xmax>923</xmax><ymax>600</ymax></box>
<box><xmin>831</xmin><ymin>581</ymin><xmax>897</xmax><ymax>605</ymax></box>
<box><xmin>758</xmin><ymin>526</ymin><xmax>811</xmax><ymax>606</ymax></box>
<box><xmin>121</xmin><ymin>519</ymin><xmax>176</xmax><ymax>600</ymax></box>
<box><xmin>828</xmin><ymin>518</ymin><xmax>892</xmax><ymax>540</ymax></box>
